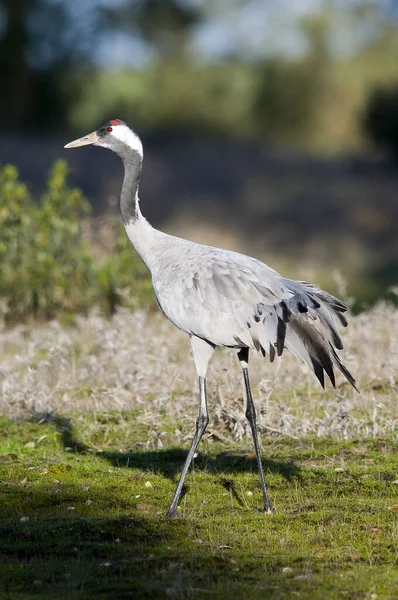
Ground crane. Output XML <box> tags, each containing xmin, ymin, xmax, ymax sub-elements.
<box><xmin>65</xmin><ymin>119</ymin><xmax>357</xmax><ymax>518</ymax></box>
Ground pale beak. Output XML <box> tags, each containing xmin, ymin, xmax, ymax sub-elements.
<box><xmin>64</xmin><ymin>131</ymin><xmax>99</xmax><ymax>149</ymax></box>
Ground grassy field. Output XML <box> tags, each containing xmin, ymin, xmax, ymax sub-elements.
<box><xmin>0</xmin><ymin>304</ymin><xmax>397</xmax><ymax>598</ymax></box>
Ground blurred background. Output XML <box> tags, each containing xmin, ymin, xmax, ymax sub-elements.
<box><xmin>1</xmin><ymin>0</ymin><xmax>398</xmax><ymax>318</ymax></box>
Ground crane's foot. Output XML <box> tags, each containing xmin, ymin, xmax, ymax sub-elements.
<box><xmin>165</xmin><ymin>505</ymin><xmax>179</xmax><ymax>519</ymax></box>
<box><xmin>263</xmin><ymin>506</ymin><xmax>275</xmax><ymax>515</ymax></box>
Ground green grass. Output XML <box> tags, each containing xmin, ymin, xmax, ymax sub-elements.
<box><xmin>0</xmin><ymin>414</ymin><xmax>397</xmax><ymax>599</ymax></box>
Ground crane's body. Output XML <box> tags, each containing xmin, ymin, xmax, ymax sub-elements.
<box><xmin>65</xmin><ymin>120</ymin><xmax>357</xmax><ymax>518</ymax></box>
<box><xmin>129</xmin><ymin>216</ymin><xmax>287</xmax><ymax>346</ymax></box>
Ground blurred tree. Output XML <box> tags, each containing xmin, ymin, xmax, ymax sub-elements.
<box><xmin>252</xmin><ymin>14</ymin><xmax>331</xmax><ymax>142</ymax></box>
<box><xmin>363</xmin><ymin>83</ymin><xmax>398</xmax><ymax>157</ymax></box>
<box><xmin>136</xmin><ymin>0</ymin><xmax>200</xmax><ymax>59</ymax></box>
<box><xmin>1</xmin><ymin>0</ymin><xmax>398</xmax><ymax>147</ymax></box>
<box><xmin>360</xmin><ymin>22</ymin><xmax>398</xmax><ymax>157</ymax></box>
<box><xmin>0</xmin><ymin>0</ymin><xmax>201</xmax><ymax>130</ymax></box>
<box><xmin>102</xmin><ymin>0</ymin><xmax>201</xmax><ymax>60</ymax></box>
<box><xmin>0</xmin><ymin>0</ymin><xmax>104</xmax><ymax>130</ymax></box>
<box><xmin>0</xmin><ymin>0</ymin><xmax>32</xmax><ymax>127</ymax></box>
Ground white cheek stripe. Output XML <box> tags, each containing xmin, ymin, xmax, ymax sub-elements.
<box><xmin>112</xmin><ymin>125</ymin><xmax>143</xmax><ymax>157</ymax></box>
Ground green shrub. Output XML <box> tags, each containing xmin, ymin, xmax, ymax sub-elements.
<box><xmin>97</xmin><ymin>222</ymin><xmax>154</xmax><ymax>314</ymax></box>
<box><xmin>31</xmin><ymin>161</ymin><xmax>96</xmax><ymax>315</ymax></box>
<box><xmin>0</xmin><ymin>161</ymin><xmax>153</xmax><ymax>320</ymax></box>
<box><xmin>0</xmin><ymin>164</ymin><xmax>35</xmax><ymax>316</ymax></box>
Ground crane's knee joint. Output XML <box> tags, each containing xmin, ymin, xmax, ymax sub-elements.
<box><xmin>245</xmin><ymin>407</ymin><xmax>256</xmax><ymax>422</ymax></box>
<box><xmin>196</xmin><ymin>414</ymin><xmax>209</xmax><ymax>431</ymax></box>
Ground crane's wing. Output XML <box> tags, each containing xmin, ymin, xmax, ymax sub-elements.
<box><xmin>153</xmin><ymin>245</ymin><xmax>357</xmax><ymax>390</ymax></box>
<box><xmin>154</xmin><ymin>248</ymin><xmax>291</xmax><ymax>346</ymax></box>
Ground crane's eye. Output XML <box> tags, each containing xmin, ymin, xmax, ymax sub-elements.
<box><xmin>106</xmin><ymin>126</ymin><xmax>113</xmax><ymax>133</ymax></box>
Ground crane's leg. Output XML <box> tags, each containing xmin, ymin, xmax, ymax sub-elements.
<box><xmin>166</xmin><ymin>336</ymin><xmax>214</xmax><ymax>518</ymax></box>
<box><xmin>238</xmin><ymin>348</ymin><xmax>274</xmax><ymax>514</ymax></box>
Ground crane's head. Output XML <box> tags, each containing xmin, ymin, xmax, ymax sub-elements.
<box><xmin>64</xmin><ymin>119</ymin><xmax>143</xmax><ymax>159</ymax></box>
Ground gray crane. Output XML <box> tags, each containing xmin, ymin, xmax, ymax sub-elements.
<box><xmin>65</xmin><ymin>119</ymin><xmax>357</xmax><ymax>518</ymax></box>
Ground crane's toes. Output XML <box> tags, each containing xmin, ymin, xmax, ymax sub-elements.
<box><xmin>263</xmin><ymin>506</ymin><xmax>275</xmax><ymax>515</ymax></box>
<box><xmin>165</xmin><ymin>506</ymin><xmax>181</xmax><ymax>519</ymax></box>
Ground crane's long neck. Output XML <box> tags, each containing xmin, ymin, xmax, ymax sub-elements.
<box><xmin>119</xmin><ymin>149</ymin><xmax>160</xmax><ymax>272</ymax></box>
<box><xmin>120</xmin><ymin>151</ymin><xmax>142</xmax><ymax>224</ymax></box>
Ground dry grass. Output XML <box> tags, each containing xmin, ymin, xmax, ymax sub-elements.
<box><xmin>1</xmin><ymin>303</ymin><xmax>397</xmax><ymax>441</ymax></box>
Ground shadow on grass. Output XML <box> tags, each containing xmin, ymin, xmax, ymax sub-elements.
<box><xmin>0</xmin><ymin>492</ymin><xmax>311</xmax><ymax>600</ymax></box>
<box><xmin>46</xmin><ymin>413</ymin><xmax>302</xmax><ymax>483</ymax></box>
<box><xmin>1</xmin><ymin>414</ymin><xmax>306</xmax><ymax>598</ymax></box>
<box><xmin>3</xmin><ymin>415</ymin><xmax>395</xmax><ymax>598</ymax></box>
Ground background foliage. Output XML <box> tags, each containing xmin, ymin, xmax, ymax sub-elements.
<box><xmin>1</xmin><ymin>0</ymin><xmax>398</xmax><ymax>152</ymax></box>
<box><xmin>0</xmin><ymin>0</ymin><xmax>397</xmax><ymax>312</ymax></box>
<box><xmin>0</xmin><ymin>162</ymin><xmax>152</xmax><ymax>320</ymax></box>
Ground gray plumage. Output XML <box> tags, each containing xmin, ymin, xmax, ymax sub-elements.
<box><xmin>149</xmin><ymin>237</ymin><xmax>355</xmax><ymax>388</ymax></box>
<box><xmin>65</xmin><ymin>120</ymin><xmax>357</xmax><ymax>518</ymax></box>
